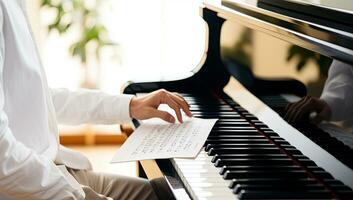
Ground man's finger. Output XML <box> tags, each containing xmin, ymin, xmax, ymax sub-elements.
<box><xmin>284</xmin><ymin>97</ymin><xmax>306</xmax><ymax>120</ymax></box>
<box><xmin>290</xmin><ymin>98</ymin><xmax>312</xmax><ymax>123</ymax></box>
<box><xmin>285</xmin><ymin>97</ymin><xmax>307</xmax><ymax>122</ymax></box>
<box><xmin>295</xmin><ymin>99</ymin><xmax>320</xmax><ymax>123</ymax></box>
<box><xmin>284</xmin><ymin>102</ymin><xmax>294</xmax><ymax>120</ymax></box>
<box><xmin>173</xmin><ymin>92</ymin><xmax>190</xmax><ymax>107</ymax></box>
<box><xmin>164</xmin><ymin>95</ymin><xmax>183</xmax><ymax>123</ymax></box>
<box><xmin>149</xmin><ymin>108</ymin><xmax>175</xmax><ymax>123</ymax></box>
<box><xmin>169</xmin><ymin>93</ymin><xmax>192</xmax><ymax>117</ymax></box>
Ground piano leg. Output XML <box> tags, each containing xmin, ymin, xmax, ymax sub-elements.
<box><xmin>137</xmin><ymin>161</ymin><xmax>148</xmax><ymax>179</ymax></box>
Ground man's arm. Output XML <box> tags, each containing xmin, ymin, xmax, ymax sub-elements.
<box><xmin>50</xmin><ymin>88</ymin><xmax>134</xmax><ymax>125</ymax></box>
<box><xmin>284</xmin><ymin>60</ymin><xmax>353</xmax><ymax>123</ymax></box>
<box><xmin>320</xmin><ymin>60</ymin><xmax>353</xmax><ymax>121</ymax></box>
<box><xmin>50</xmin><ymin>88</ymin><xmax>193</xmax><ymax>125</ymax></box>
<box><xmin>0</xmin><ymin>7</ymin><xmax>83</xmax><ymax>199</ymax></box>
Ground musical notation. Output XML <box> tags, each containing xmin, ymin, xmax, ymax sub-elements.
<box><xmin>111</xmin><ymin>118</ymin><xmax>217</xmax><ymax>163</ymax></box>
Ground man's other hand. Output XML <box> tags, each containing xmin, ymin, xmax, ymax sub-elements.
<box><xmin>284</xmin><ymin>96</ymin><xmax>332</xmax><ymax>124</ymax></box>
<box><xmin>129</xmin><ymin>89</ymin><xmax>193</xmax><ymax>123</ymax></box>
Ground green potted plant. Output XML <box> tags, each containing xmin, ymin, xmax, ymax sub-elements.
<box><xmin>40</xmin><ymin>0</ymin><xmax>117</xmax><ymax>88</ymax></box>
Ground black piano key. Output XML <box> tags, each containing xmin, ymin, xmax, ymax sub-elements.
<box><xmin>244</xmin><ymin>114</ymin><xmax>258</xmax><ymax>120</ymax></box>
<box><xmin>258</xmin><ymin>127</ymin><xmax>273</xmax><ymax>131</ymax></box>
<box><xmin>192</xmin><ymin>111</ymin><xmax>239</xmax><ymax>115</ymax></box>
<box><xmin>337</xmin><ymin>190</ymin><xmax>353</xmax><ymax>199</ymax></box>
<box><xmin>274</xmin><ymin>140</ymin><xmax>291</xmax><ymax>145</ymax></box>
<box><xmin>208</xmin><ymin>135</ymin><xmax>265</xmax><ymax>139</ymax></box>
<box><xmin>213</xmin><ymin>142</ymin><xmax>277</xmax><ymax>147</ymax></box>
<box><xmin>233</xmin><ymin>183</ymin><xmax>327</xmax><ymax>194</ymax></box>
<box><xmin>208</xmin><ymin>147</ymin><xmax>301</xmax><ymax>156</ymax></box>
<box><xmin>253</xmin><ymin>122</ymin><xmax>268</xmax><ymax>126</ymax></box>
<box><xmin>331</xmin><ymin>184</ymin><xmax>353</xmax><ymax>192</ymax></box>
<box><xmin>205</xmin><ymin>139</ymin><xmax>275</xmax><ymax>145</ymax></box>
<box><xmin>226</xmin><ymin>101</ymin><xmax>239</xmax><ymax>106</ymax></box>
<box><xmin>222</xmin><ymin>168</ymin><xmax>331</xmax><ymax>180</ymax></box>
<box><xmin>230</xmin><ymin>178</ymin><xmax>349</xmax><ymax>193</ymax></box>
<box><xmin>209</xmin><ymin>130</ymin><xmax>278</xmax><ymax>137</ymax></box>
<box><xmin>236</xmin><ymin>109</ymin><xmax>248</xmax><ymax>114</ymax></box>
<box><xmin>229</xmin><ymin>178</ymin><xmax>323</xmax><ymax>188</ymax></box>
<box><xmin>221</xmin><ymin>165</ymin><xmax>311</xmax><ymax>175</ymax></box>
<box><xmin>238</xmin><ymin>189</ymin><xmax>332</xmax><ymax>199</ymax></box>
<box><xmin>206</xmin><ymin>143</ymin><xmax>276</xmax><ymax>151</ymax></box>
<box><xmin>189</xmin><ymin>106</ymin><xmax>233</xmax><ymax>111</ymax></box>
<box><xmin>217</xmin><ymin>118</ymin><xmax>247</xmax><ymax>122</ymax></box>
<box><xmin>193</xmin><ymin>114</ymin><xmax>241</xmax><ymax>119</ymax></box>
<box><xmin>206</xmin><ymin>136</ymin><xmax>290</xmax><ymax>145</ymax></box>
<box><xmin>224</xmin><ymin>165</ymin><xmax>322</xmax><ymax>174</ymax></box>
<box><xmin>208</xmin><ymin>135</ymin><xmax>266</xmax><ymax>139</ymax></box>
<box><xmin>214</xmin><ymin>121</ymin><xmax>251</xmax><ymax>127</ymax></box>
<box><xmin>212</xmin><ymin>153</ymin><xmax>306</xmax><ymax>163</ymax></box>
<box><xmin>312</xmin><ymin>170</ymin><xmax>334</xmax><ymax>179</ymax></box>
<box><xmin>250</xmin><ymin>119</ymin><xmax>263</xmax><ymax>123</ymax></box>
<box><xmin>215</xmin><ymin>158</ymin><xmax>299</xmax><ymax>167</ymax></box>
<box><xmin>212</xmin><ymin>126</ymin><xmax>257</xmax><ymax>130</ymax></box>
<box><xmin>223</xmin><ymin>169</ymin><xmax>311</xmax><ymax>179</ymax></box>
<box><xmin>263</xmin><ymin>130</ymin><xmax>279</xmax><ymax>136</ymax></box>
<box><xmin>186</xmin><ymin>100</ymin><xmax>225</xmax><ymax>105</ymax></box>
<box><xmin>207</xmin><ymin>148</ymin><xmax>301</xmax><ymax>156</ymax></box>
<box><xmin>209</xmin><ymin>130</ymin><xmax>262</xmax><ymax>135</ymax></box>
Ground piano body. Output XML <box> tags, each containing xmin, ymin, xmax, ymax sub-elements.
<box><xmin>122</xmin><ymin>0</ymin><xmax>353</xmax><ymax>199</ymax></box>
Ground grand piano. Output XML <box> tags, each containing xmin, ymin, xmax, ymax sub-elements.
<box><xmin>122</xmin><ymin>0</ymin><xmax>353</xmax><ymax>199</ymax></box>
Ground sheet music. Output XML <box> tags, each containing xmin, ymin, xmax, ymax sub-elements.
<box><xmin>111</xmin><ymin>118</ymin><xmax>217</xmax><ymax>163</ymax></box>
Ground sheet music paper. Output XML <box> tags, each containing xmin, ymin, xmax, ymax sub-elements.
<box><xmin>111</xmin><ymin>118</ymin><xmax>217</xmax><ymax>163</ymax></box>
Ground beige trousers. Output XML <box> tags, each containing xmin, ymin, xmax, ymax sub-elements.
<box><xmin>68</xmin><ymin>168</ymin><xmax>159</xmax><ymax>200</ymax></box>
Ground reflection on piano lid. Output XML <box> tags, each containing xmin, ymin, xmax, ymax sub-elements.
<box><xmin>258</xmin><ymin>0</ymin><xmax>353</xmax><ymax>32</ymax></box>
<box><xmin>219</xmin><ymin>0</ymin><xmax>353</xmax><ymax>65</ymax></box>
<box><xmin>122</xmin><ymin>1</ymin><xmax>353</xmax><ymax>199</ymax></box>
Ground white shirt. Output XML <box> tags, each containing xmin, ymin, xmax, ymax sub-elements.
<box><xmin>321</xmin><ymin>60</ymin><xmax>353</xmax><ymax>121</ymax></box>
<box><xmin>0</xmin><ymin>1</ymin><xmax>133</xmax><ymax>199</ymax></box>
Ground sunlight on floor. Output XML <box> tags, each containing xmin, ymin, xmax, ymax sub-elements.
<box><xmin>68</xmin><ymin>145</ymin><xmax>137</xmax><ymax>177</ymax></box>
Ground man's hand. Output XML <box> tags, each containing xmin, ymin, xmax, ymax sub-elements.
<box><xmin>284</xmin><ymin>96</ymin><xmax>332</xmax><ymax>124</ymax></box>
<box><xmin>129</xmin><ymin>89</ymin><xmax>193</xmax><ymax>123</ymax></box>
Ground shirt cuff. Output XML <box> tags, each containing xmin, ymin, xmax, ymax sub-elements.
<box><xmin>105</xmin><ymin>94</ymin><xmax>134</xmax><ymax>124</ymax></box>
<box><xmin>320</xmin><ymin>94</ymin><xmax>343</xmax><ymax>121</ymax></box>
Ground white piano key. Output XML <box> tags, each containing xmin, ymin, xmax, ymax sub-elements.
<box><xmin>171</xmin><ymin>150</ymin><xmax>235</xmax><ymax>200</ymax></box>
<box><xmin>198</xmin><ymin>195</ymin><xmax>239</xmax><ymax>200</ymax></box>
<box><xmin>179</xmin><ymin>177</ymin><xmax>230</xmax><ymax>184</ymax></box>
<box><xmin>188</xmin><ymin>181</ymin><xmax>229</xmax><ymax>188</ymax></box>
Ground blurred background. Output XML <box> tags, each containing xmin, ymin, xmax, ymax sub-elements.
<box><xmin>25</xmin><ymin>0</ymin><xmax>331</xmax><ymax>175</ymax></box>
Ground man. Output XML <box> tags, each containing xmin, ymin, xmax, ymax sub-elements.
<box><xmin>285</xmin><ymin>60</ymin><xmax>353</xmax><ymax>124</ymax></box>
<box><xmin>0</xmin><ymin>0</ymin><xmax>192</xmax><ymax>199</ymax></box>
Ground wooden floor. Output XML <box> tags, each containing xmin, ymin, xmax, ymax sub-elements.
<box><xmin>67</xmin><ymin>145</ymin><xmax>137</xmax><ymax>177</ymax></box>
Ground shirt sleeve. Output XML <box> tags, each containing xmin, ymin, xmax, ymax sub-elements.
<box><xmin>320</xmin><ymin>60</ymin><xmax>353</xmax><ymax>121</ymax></box>
<box><xmin>0</xmin><ymin>6</ymin><xmax>84</xmax><ymax>200</ymax></box>
<box><xmin>50</xmin><ymin>88</ymin><xmax>134</xmax><ymax>125</ymax></box>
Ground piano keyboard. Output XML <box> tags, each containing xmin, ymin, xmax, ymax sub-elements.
<box><xmin>171</xmin><ymin>93</ymin><xmax>353</xmax><ymax>200</ymax></box>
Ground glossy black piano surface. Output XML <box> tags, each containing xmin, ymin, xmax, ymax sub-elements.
<box><xmin>258</xmin><ymin>0</ymin><xmax>353</xmax><ymax>31</ymax></box>
<box><xmin>122</xmin><ymin>0</ymin><xmax>353</xmax><ymax>199</ymax></box>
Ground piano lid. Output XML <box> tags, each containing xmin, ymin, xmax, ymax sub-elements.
<box><xmin>205</xmin><ymin>0</ymin><xmax>353</xmax><ymax>65</ymax></box>
<box><xmin>291</xmin><ymin>0</ymin><xmax>353</xmax><ymax>12</ymax></box>
<box><xmin>258</xmin><ymin>0</ymin><xmax>353</xmax><ymax>34</ymax></box>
